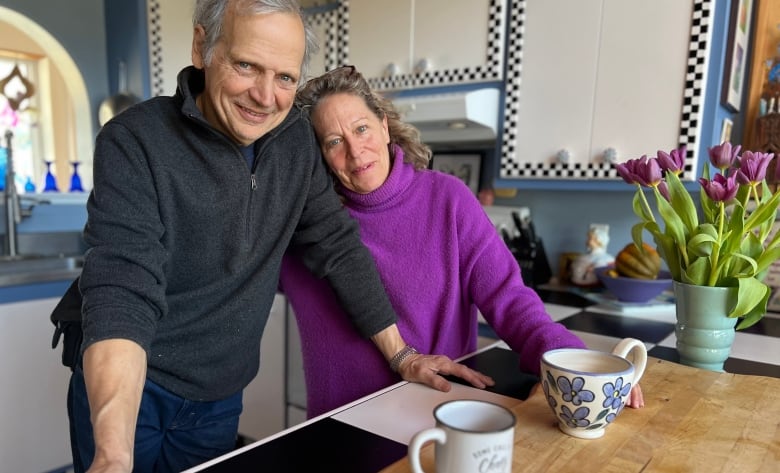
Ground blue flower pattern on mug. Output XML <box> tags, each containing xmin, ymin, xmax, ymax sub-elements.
<box><xmin>559</xmin><ymin>405</ymin><xmax>590</xmax><ymax>428</ymax></box>
<box><xmin>605</xmin><ymin>403</ymin><xmax>624</xmax><ymax>424</ymax></box>
<box><xmin>543</xmin><ymin>371</ymin><xmax>631</xmax><ymax>431</ymax></box>
<box><xmin>602</xmin><ymin>377</ymin><xmax>631</xmax><ymax>410</ymax></box>
<box><xmin>557</xmin><ymin>376</ymin><xmax>595</xmax><ymax>406</ymax></box>
<box><xmin>542</xmin><ymin>378</ymin><xmax>558</xmax><ymax>412</ymax></box>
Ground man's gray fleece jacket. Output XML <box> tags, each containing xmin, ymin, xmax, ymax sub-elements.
<box><xmin>79</xmin><ymin>66</ymin><xmax>397</xmax><ymax>401</ymax></box>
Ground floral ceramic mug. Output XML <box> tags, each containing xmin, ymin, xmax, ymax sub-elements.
<box><xmin>540</xmin><ymin>338</ymin><xmax>647</xmax><ymax>439</ymax></box>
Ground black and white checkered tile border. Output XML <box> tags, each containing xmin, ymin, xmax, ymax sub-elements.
<box><xmin>679</xmin><ymin>0</ymin><xmax>712</xmax><ymax>179</ymax></box>
<box><xmin>331</xmin><ymin>0</ymin><xmax>506</xmax><ymax>90</ymax></box>
<box><xmin>305</xmin><ymin>3</ymin><xmax>345</xmax><ymax>75</ymax></box>
<box><xmin>335</xmin><ymin>0</ymin><xmax>349</xmax><ymax>69</ymax></box>
<box><xmin>499</xmin><ymin>0</ymin><xmax>712</xmax><ymax>180</ymax></box>
<box><xmin>147</xmin><ymin>0</ymin><xmax>164</xmax><ymax>97</ymax></box>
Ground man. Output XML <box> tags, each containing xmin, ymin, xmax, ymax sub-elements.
<box><xmin>69</xmin><ymin>1</ymin><xmax>489</xmax><ymax>472</ymax></box>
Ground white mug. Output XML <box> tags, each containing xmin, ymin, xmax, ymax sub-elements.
<box><xmin>540</xmin><ymin>337</ymin><xmax>647</xmax><ymax>439</ymax></box>
<box><xmin>408</xmin><ymin>399</ymin><xmax>516</xmax><ymax>473</ymax></box>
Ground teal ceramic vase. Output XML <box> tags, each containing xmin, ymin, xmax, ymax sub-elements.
<box><xmin>673</xmin><ymin>281</ymin><xmax>738</xmax><ymax>371</ymax></box>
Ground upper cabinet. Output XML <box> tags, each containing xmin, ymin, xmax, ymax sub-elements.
<box><xmin>344</xmin><ymin>0</ymin><xmax>507</xmax><ymax>91</ymax></box>
<box><xmin>499</xmin><ymin>0</ymin><xmax>713</xmax><ymax>181</ymax></box>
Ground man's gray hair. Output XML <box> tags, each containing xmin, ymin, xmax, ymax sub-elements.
<box><xmin>193</xmin><ymin>0</ymin><xmax>319</xmax><ymax>86</ymax></box>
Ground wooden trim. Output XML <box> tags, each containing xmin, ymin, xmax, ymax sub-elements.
<box><xmin>0</xmin><ymin>48</ymin><xmax>44</xmax><ymax>61</ymax></box>
<box><xmin>743</xmin><ymin>0</ymin><xmax>780</xmax><ymax>147</ymax></box>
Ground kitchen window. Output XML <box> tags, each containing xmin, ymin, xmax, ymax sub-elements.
<box><xmin>0</xmin><ymin>52</ymin><xmax>43</xmax><ymax>193</ymax></box>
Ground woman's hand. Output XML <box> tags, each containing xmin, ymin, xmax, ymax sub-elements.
<box><xmin>626</xmin><ymin>383</ymin><xmax>644</xmax><ymax>408</ymax></box>
<box><xmin>396</xmin><ymin>354</ymin><xmax>495</xmax><ymax>392</ymax></box>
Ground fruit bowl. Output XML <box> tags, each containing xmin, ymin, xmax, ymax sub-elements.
<box><xmin>595</xmin><ymin>266</ymin><xmax>673</xmax><ymax>303</ymax></box>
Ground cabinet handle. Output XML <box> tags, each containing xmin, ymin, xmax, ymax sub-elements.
<box><xmin>603</xmin><ymin>147</ymin><xmax>618</xmax><ymax>164</ymax></box>
<box><xmin>384</xmin><ymin>63</ymin><xmax>401</xmax><ymax>78</ymax></box>
<box><xmin>414</xmin><ymin>58</ymin><xmax>432</xmax><ymax>75</ymax></box>
<box><xmin>556</xmin><ymin>149</ymin><xmax>571</xmax><ymax>164</ymax></box>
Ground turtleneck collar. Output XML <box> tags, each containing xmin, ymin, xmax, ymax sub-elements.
<box><xmin>339</xmin><ymin>143</ymin><xmax>416</xmax><ymax>211</ymax></box>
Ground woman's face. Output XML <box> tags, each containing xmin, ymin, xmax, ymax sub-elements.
<box><xmin>311</xmin><ymin>93</ymin><xmax>391</xmax><ymax>194</ymax></box>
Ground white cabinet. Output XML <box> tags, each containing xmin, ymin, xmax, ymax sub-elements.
<box><xmin>0</xmin><ymin>298</ymin><xmax>72</xmax><ymax>473</ymax></box>
<box><xmin>346</xmin><ymin>0</ymin><xmax>506</xmax><ymax>90</ymax></box>
<box><xmin>285</xmin><ymin>301</ymin><xmax>306</xmax><ymax>414</ymax></box>
<box><xmin>500</xmin><ymin>0</ymin><xmax>712</xmax><ymax>181</ymax></box>
<box><xmin>238</xmin><ymin>293</ymin><xmax>287</xmax><ymax>441</ymax></box>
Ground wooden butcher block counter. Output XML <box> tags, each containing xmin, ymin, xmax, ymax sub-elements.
<box><xmin>381</xmin><ymin>357</ymin><xmax>780</xmax><ymax>473</ymax></box>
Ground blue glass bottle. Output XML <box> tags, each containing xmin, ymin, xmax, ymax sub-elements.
<box><xmin>24</xmin><ymin>176</ymin><xmax>35</xmax><ymax>193</ymax></box>
<box><xmin>43</xmin><ymin>160</ymin><xmax>59</xmax><ymax>192</ymax></box>
<box><xmin>0</xmin><ymin>147</ymin><xmax>6</xmax><ymax>191</ymax></box>
<box><xmin>69</xmin><ymin>161</ymin><xmax>84</xmax><ymax>192</ymax></box>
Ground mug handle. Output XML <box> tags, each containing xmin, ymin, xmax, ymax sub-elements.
<box><xmin>408</xmin><ymin>428</ymin><xmax>447</xmax><ymax>473</ymax></box>
<box><xmin>611</xmin><ymin>337</ymin><xmax>647</xmax><ymax>384</ymax></box>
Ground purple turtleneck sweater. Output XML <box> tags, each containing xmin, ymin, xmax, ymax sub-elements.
<box><xmin>280</xmin><ymin>147</ymin><xmax>585</xmax><ymax>417</ymax></box>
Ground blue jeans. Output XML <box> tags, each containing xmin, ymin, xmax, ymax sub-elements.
<box><xmin>68</xmin><ymin>366</ymin><xmax>243</xmax><ymax>473</ymax></box>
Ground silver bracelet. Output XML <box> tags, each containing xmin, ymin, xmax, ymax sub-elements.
<box><xmin>390</xmin><ymin>344</ymin><xmax>419</xmax><ymax>372</ymax></box>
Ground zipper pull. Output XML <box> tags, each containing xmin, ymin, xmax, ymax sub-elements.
<box><xmin>250</xmin><ymin>174</ymin><xmax>257</xmax><ymax>190</ymax></box>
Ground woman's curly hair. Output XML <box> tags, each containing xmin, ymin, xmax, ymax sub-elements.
<box><xmin>296</xmin><ymin>65</ymin><xmax>431</xmax><ymax>170</ymax></box>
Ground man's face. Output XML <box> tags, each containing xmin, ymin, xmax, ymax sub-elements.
<box><xmin>192</xmin><ymin>9</ymin><xmax>304</xmax><ymax>146</ymax></box>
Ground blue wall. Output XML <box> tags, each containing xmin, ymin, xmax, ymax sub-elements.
<box><xmin>103</xmin><ymin>0</ymin><xmax>150</xmax><ymax>99</ymax></box>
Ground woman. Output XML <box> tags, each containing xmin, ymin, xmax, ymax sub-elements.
<box><xmin>280</xmin><ymin>65</ymin><xmax>642</xmax><ymax>418</ymax></box>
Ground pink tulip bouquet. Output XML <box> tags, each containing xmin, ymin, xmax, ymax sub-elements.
<box><xmin>615</xmin><ymin>143</ymin><xmax>780</xmax><ymax>329</ymax></box>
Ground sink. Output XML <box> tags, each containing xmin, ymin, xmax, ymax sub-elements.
<box><xmin>0</xmin><ymin>255</ymin><xmax>84</xmax><ymax>287</ymax></box>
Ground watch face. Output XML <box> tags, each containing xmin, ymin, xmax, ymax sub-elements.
<box><xmin>769</xmin><ymin>63</ymin><xmax>780</xmax><ymax>83</ymax></box>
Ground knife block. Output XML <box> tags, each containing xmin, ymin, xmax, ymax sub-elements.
<box><xmin>511</xmin><ymin>237</ymin><xmax>552</xmax><ymax>289</ymax></box>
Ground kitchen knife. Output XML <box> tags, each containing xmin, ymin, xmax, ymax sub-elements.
<box><xmin>510</xmin><ymin>211</ymin><xmax>526</xmax><ymax>245</ymax></box>
<box><xmin>501</xmin><ymin>227</ymin><xmax>513</xmax><ymax>248</ymax></box>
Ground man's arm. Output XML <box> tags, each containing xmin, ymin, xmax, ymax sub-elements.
<box><xmin>82</xmin><ymin>339</ymin><xmax>147</xmax><ymax>473</ymax></box>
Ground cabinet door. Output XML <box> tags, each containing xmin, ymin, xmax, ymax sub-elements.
<box><xmin>346</xmin><ymin>0</ymin><xmax>506</xmax><ymax>90</ymax></box>
<box><xmin>510</xmin><ymin>0</ymin><xmax>602</xmax><ymax>170</ymax></box>
<box><xmin>590</xmin><ymin>0</ymin><xmax>693</xmax><ymax>164</ymax></box>
<box><xmin>0</xmin><ymin>298</ymin><xmax>72</xmax><ymax>473</ymax></box>
<box><xmin>348</xmin><ymin>0</ymin><xmax>414</xmax><ymax>79</ymax></box>
<box><xmin>500</xmin><ymin>0</ymin><xmax>713</xmax><ymax>180</ymax></box>
<box><xmin>238</xmin><ymin>293</ymin><xmax>287</xmax><ymax>441</ymax></box>
<box><xmin>412</xmin><ymin>0</ymin><xmax>495</xmax><ymax>74</ymax></box>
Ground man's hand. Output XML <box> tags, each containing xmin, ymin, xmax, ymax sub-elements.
<box><xmin>396</xmin><ymin>354</ymin><xmax>495</xmax><ymax>392</ymax></box>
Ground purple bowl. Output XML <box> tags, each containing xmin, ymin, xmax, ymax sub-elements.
<box><xmin>595</xmin><ymin>266</ymin><xmax>673</xmax><ymax>303</ymax></box>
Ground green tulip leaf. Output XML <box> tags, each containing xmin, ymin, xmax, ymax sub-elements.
<box><xmin>730</xmin><ymin>277</ymin><xmax>770</xmax><ymax>319</ymax></box>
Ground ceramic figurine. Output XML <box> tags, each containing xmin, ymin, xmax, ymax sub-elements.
<box><xmin>570</xmin><ymin>224</ymin><xmax>614</xmax><ymax>286</ymax></box>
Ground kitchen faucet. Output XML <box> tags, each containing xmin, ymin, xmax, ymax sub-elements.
<box><xmin>3</xmin><ymin>129</ymin><xmax>21</xmax><ymax>257</ymax></box>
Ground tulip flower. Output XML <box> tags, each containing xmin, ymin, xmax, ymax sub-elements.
<box><xmin>614</xmin><ymin>142</ymin><xmax>780</xmax><ymax>330</ymax></box>
<box><xmin>616</xmin><ymin>155</ymin><xmax>665</xmax><ymax>188</ymax></box>
<box><xmin>735</xmin><ymin>150</ymin><xmax>773</xmax><ymax>185</ymax></box>
<box><xmin>657</xmin><ymin>146</ymin><xmax>686</xmax><ymax>175</ymax></box>
<box><xmin>699</xmin><ymin>174</ymin><xmax>739</xmax><ymax>202</ymax></box>
<box><xmin>707</xmin><ymin>142</ymin><xmax>740</xmax><ymax>171</ymax></box>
